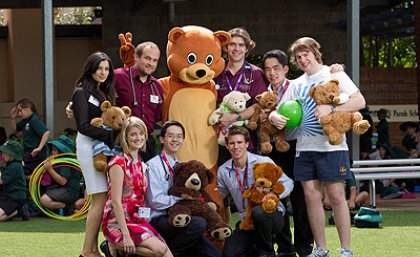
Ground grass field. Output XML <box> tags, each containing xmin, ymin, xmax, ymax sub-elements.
<box><xmin>0</xmin><ymin>210</ymin><xmax>419</xmax><ymax>257</ymax></box>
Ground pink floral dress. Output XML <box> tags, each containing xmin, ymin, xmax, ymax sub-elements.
<box><xmin>102</xmin><ymin>153</ymin><xmax>164</xmax><ymax>247</ymax></box>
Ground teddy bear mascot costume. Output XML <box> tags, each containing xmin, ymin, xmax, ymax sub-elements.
<box><xmin>159</xmin><ymin>26</ymin><xmax>231</xmax><ymax>204</ymax></box>
<box><xmin>119</xmin><ymin>26</ymin><xmax>231</xmax><ymax>207</ymax></box>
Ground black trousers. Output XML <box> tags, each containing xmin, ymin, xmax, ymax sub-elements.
<box><xmin>268</xmin><ymin>140</ymin><xmax>314</xmax><ymax>256</ymax></box>
<box><xmin>150</xmin><ymin>215</ymin><xmax>221</xmax><ymax>257</ymax></box>
<box><xmin>223</xmin><ymin>206</ymin><xmax>284</xmax><ymax>257</ymax></box>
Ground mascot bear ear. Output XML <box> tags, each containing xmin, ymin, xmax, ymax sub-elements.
<box><xmin>168</xmin><ymin>27</ymin><xmax>185</xmax><ymax>43</ymax></box>
<box><xmin>213</xmin><ymin>31</ymin><xmax>231</xmax><ymax>46</ymax></box>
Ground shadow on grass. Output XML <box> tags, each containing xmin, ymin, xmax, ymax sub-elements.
<box><xmin>324</xmin><ymin>210</ymin><xmax>420</xmax><ymax>228</ymax></box>
<box><xmin>230</xmin><ymin>210</ymin><xmax>420</xmax><ymax>228</ymax></box>
<box><xmin>0</xmin><ymin>217</ymin><xmax>86</xmax><ymax>233</ymax></box>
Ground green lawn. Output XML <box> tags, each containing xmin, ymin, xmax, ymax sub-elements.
<box><xmin>0</xmin><ymin>210</ymin><xmax>419</xmax><ymax>257</ymax></box>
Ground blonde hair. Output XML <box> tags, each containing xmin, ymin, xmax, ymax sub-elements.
<box><xmin>119</xmin><ymin>117</ymin><xmax>148</xmax><ymax>153</ymax></box>
<box><xmin>289</xmin><ymin>37</ymin><xmax>323</xmax><ymax>65</ymax></box>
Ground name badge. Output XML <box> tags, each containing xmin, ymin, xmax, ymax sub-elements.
<box><xmin>150</xmin><ymin>95</ymin><xmax>159</xmax><ymax>104</ymax></box>
<box><xmin>138</xmin><ymin>207</ymin><xmax>151</xmax><ymax>218</ymax></box>
<box><xmin>88</xmin><ymin>95</ymin><xmax>100</xmax><ymax>106</ymax></box>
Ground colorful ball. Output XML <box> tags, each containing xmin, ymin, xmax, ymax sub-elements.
<box><xmin>278</xmin><ymin>100</ymin><xmax>303</xmax><ymax>128</ymax></box>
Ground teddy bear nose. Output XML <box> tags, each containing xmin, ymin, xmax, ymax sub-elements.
<box><xmin>328</xmin><ymin>95</ymin><xmax>335</xmax><ymax>101</ymax></box>
<box><xmin>195</xmin><ymin>69</ymin><xmax>206</xmax><ymax>78</ymax></box>
<box><xmin>191</xmin><ymin>178</ymin><xmax>200</xmax><ymax>186</ymax></box>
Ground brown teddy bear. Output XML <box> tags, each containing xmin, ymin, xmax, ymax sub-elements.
<box><xmin>208</xmin><ymin>91</ymin><xmax>251</xmax><ymax>146</ymax></box>
<box><xmin>90</xmin><ymin>100</ymin><xmax>131</xmax><ymax>172</ymax></box>
<box><xmin>239</xmin><ymin>162</ymin><xmax>285</xmax><ymax>230</ymax></box>
<box><xmin>168</xmin><ymin>160</ymin><xmax>232</xmax><ymax>241</ymax></box>
<box><xmin>308</xmin><ymin>79</ymin><xmax>371</xmax><ymax>145</ymax></box>
<box><xmin>247</xmin><ymin>91</ymin><xmax>290</xmax><ymax>154</ymax></box>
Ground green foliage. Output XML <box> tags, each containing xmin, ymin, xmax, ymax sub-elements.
<box><xmin>362</xmin><ymin>36</ymin><xmax>417</xmax><ymax>68</ymax></box>
<box><xmin>53</xmin><ymin>7</ymin><xmax>101</xmax><ymax>25</ymax></box>
<box><xmin>0</xmin><ymin>10</ymin><xmax>4</xmax><ymax>26</ymax></box>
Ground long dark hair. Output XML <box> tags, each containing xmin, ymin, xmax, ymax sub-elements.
<box><xmin>75</xmin><ymin>52</ymin><xmax>116</xmax><ymax>103</ymax></box>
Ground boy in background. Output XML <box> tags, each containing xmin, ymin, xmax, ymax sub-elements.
<box><xmin>0</xmin><ymin>140</ymin><xmax>30</xmax><ymax>221</ymax></box>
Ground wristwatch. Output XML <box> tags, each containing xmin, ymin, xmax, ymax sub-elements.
<box><xmin>331</xmin><ymin>105</ymin><xmax>336</xmax><ymax>113</ymax></box>
<box><xmin>236</xmin><ymin>114</ymin><xmax>242</xmax><ymax>121</ymax></box>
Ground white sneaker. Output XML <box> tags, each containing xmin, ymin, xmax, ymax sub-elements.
<box><xmin>308</xmin><ymin>246</ymin><xmax>330</xmax><ymax>257</ymax></box>
<box><xmin>339</xmin><ymin>248</ymin><xmax>353</xmax><ymax>257</ymax></box>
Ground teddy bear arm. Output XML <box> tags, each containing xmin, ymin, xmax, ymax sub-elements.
<box><xmin>272</xmin><ymin>183</ymin><xmax>285</xmax><ymax>195</ymax></box>
<box><xmin>247</xmin><ymin>109</ymin><xmax>261</xmax><ymax>131</ymax></box>
<box><xmin>90</xmin><ymin>118</ymin><xmax>104</xmax><ymax>127</ymax></box>
<box><xmin>200</xmin><ymin>190</ymin><xmax>218</xmax><ymax>205</ymax></box>
<box><xmin>242</xmin><ymin>187</ymin><xmax>253</xmax><ymax>199</ymax></box>
<box><xmin>169</xmin><ymin>187</ymin><xmax>200</xmax><ymax>199</ymax></box>
<box><xmin>208</xmin><ymin>109</ymin><xmax>222</xmax><ymax>125</ymax></box>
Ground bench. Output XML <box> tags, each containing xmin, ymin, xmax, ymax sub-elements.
<box><xmin>351</xmin><ymin>159</ymin><xmax>420</xmax><ymax>208</ymax></box>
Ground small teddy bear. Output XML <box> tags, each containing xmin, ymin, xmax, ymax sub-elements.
<box><xmin>308</xmin><ymin>79</ymin><xmax>371</xmax><ymax>145</ymax></box>
<box><xmin>90</xmin><ymin>101</ymin><xmax>131</xmax><ymax>172</ymax></box>
<box><xmin>208</xmin><ymin>91</ymin><xmax>251</xmax><ymax>145</ymax></box>
<box><xmin>247</xmin><ymin>91</ymin><xmax>289</xmax><ymax>154</ymax></box>
<box><xmin>239</xmin><ymin>162</ymin><xmax>285</xmax><ymax>230</ymax></box>
<box><xmin>168</xmin><ymin>160</ymin><xmax>232</xmax><ymax>241</ymax></box>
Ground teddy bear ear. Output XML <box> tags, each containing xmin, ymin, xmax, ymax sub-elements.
<box><xmin>168</xmin><ymin>27</ymin><xmax>185</xmax><ymax>43</ymax></box>
<box><xmin>100</xmin><ymin>101</ymin><xmax>112</xmax><ymax>112</ymax></box>
<box><xmin>243</xmin><ymin>92</ymin><xmax>251</xmax><ymax>101</ymax></box>
<box><xmin>122</xmin><ymin>106</ymin><xmax>131</xmax><ymax>117</ymax></box>
<box><xmin>255</xmin><ymin>94</ymin><xmax>262</xmax><ymax>101</ymax></box>
<box><xmin>275</xmin><ymin>165</ymin><xmax>283</xmax><ymax>178</ymax></box>
<box><xmin>223</xmin><ymin>93</ymin><xmax>232</xmax><ymax>103</ymax></box>
<box><xmin>330</xmin><ymin>79</ymin><xmax>340</xmax><ymax>86</ymax></box>
<box><xmin>308</xmin><ymin>87</ymin><xmax>316</xmax><ymax>98</ymax></box>
<box><xmin>213</xmin><ymin>31</ymin><xmax>231</xmax><ymax>46</ymax></box>
<box><xmin>253</xmin><ymin>162</ymin><xmax>261</xmax><ymax>170</ymax></box>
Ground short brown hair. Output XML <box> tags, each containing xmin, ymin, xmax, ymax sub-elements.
<box><xmin>225</xmin><ymin>126</ymin><xmax>250</xmax><ymax>144</ymax></box>
<box><xmin>135</xmin><ymin>41</ymin><xmax>160</xmax><ymax>58</ymax></box>
<box><xmin>228</xmin><ymin>27</ymin><xmax>256</xmax><ymax>54</ymax></box>
<box><xmin>289</xmin><ymin>37</ymin><xmax>323</xmax><ymax>65</ymax></box>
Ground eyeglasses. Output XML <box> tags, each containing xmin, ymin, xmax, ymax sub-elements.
<box><xmin>165</xmin><ymin>134</ymin><xmax>184</xmax><ymax>141</ymax></box>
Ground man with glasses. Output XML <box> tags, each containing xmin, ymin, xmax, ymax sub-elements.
<box><xmin>145</xmin><ymin>120</ymin><xmax>221</xmax><ymax>257</ymax></box>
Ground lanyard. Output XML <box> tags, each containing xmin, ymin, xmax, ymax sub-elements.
<box><xmin>224</xmin><ymin>68</ymin><xmax>245</xmax><ymax>92</ymax></box>
<box><xmin>232</xmin><ymin>160</ymin><xmax>248</xmax><ymax>209</ymax></box>
<box><xmin>160</xmin><ymin>150</ymin><xmax>174</xmax><ymax>178</ymax></box>
<box><xmin>279</xmin><ymin>80</ymin><xmax>290</xmax><ymax>102</ymax></box>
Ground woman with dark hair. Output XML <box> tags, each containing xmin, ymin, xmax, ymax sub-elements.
<box><xmin>72</xmin><ymin>52</ymin><xmax>117</xmax><ymax>257</ymax></box>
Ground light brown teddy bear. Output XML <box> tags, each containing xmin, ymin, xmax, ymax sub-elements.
<box><xmin>90</xmin><ymin>101</ymin><xmax>131</xmax><ymax>172</ymax></box>
<box><xmin>208</xmin><ymin>91</ymin><xmax>250</xmax><ymax>146</ymax></box>
<box><xmin>308</xmin><ymin>79</ymin><xmax>371</xmax><ymax>145</ymax></box>
<box><xmin>247</xmin><ymin>91</ymin><xmax>289</xmax><ymax>154</ymax></box>
<box><xmin>240</xmin><ymin>162</ymin><xmax>285</xmax><ymax>230</ymax></box>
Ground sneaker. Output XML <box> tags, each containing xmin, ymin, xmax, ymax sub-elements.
<box><xmin>339</xmin><ymin>248</ymin><xmax>353</xmax><ymax>257</ymax></box>
<box><xmin>18</xmin><ymin>204</ymin><xmax>31</xmax><ymax>221</ymax></box>
<box><xmin>308</xmin><ymin>247</ymin><xmax>330</xmax><ymax>257</ymax></box>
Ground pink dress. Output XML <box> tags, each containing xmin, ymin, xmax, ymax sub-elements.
<box><xmin>102</xmin><ymin>153</ymin><xmax>164</xmax><ymax>247</ymax></box>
